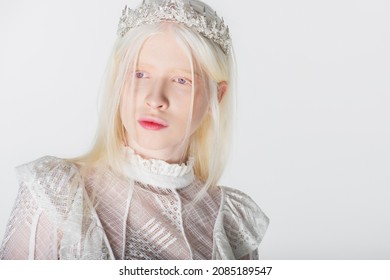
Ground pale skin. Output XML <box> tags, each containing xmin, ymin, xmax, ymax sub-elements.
<box><xmin>120</xmin><ymin>26</ymin><xmax>227</xmax><ymax>163</ymax></box>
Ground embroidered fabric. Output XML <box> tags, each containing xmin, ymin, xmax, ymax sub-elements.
<box><xmin>0</xmin><ymin>150</ymin><xmax>269</xmax><ymax>260</ymax></box>
<box><xmin>124</xmin><ymin>147</ymin><xmax>195</xmax><ymax>179</ymax></box>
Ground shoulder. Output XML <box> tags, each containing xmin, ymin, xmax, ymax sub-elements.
<box><xmin>214</xmin><ymin>186</ymin><xmax>270</xmax><ymax>259</ymax></box>
<box><xmin>219</xmin><ymin>186</ymin><xmax>270</xmax><ymax>238</ymax></box>
<box><xmin>16</xmin><ymin>155</ymin><xmax>79</xmax><ymax>177</ymax></box>
<box><xmin>16</xmin><ymin>156</ymin><xmax>81</xmax><ymax>190</ymax></box>
<box><xmin>15</xmin><ymin>156</ymin><xmax>83</xmax><ymax>218</ymax></box>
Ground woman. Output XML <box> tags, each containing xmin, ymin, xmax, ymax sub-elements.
<box><xmin>0</xmin><ymin>0</ymin><xmax>269</xmax><ymax>260</ymax></box>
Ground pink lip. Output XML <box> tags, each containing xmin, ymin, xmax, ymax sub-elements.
<box><xmin>138</xmin><ymin>117</ymin><xmax>168</xmax><ymax>131</ymax></box>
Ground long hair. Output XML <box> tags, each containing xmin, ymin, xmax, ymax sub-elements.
<box><xmin>71</xmin><ymin>0</ymin><xmax>236</xmax><ymax>194</ymax></box>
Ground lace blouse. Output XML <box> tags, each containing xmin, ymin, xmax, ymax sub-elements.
<box><xmin>0</xmin><ymin>147</ymin><xmax>269</xmax><ymax>260</ymax></box>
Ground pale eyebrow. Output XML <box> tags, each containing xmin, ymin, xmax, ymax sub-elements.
<box><xmin>169</xmin><ymin>69</ymin><xmax>201</xmax><ymax>79</ymax></box>
<box><xmin>135</xmin><ymin>63</ymin><xmax>155</xmax><ymax>71</ymax></box>
<box><xmin>136</xmin><ymin>63</ymin><xmax>201</xmax><ymax>78</ymax></box>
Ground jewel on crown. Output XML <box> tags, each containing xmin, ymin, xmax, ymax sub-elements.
<box><xmin>117</xmin><ymin>0</ymin><xmax>231</xmax><ymax>54</ymax></box>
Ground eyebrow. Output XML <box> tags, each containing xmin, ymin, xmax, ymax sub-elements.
<box><xmin>137</xmin><ymin>63</ymin><xmax>201</xmax><ymax>78</ymax></box>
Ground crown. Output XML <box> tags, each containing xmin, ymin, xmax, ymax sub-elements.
<box><xmin>117</xmin><ymin>0</ymin><xmax>231</xmax><ymax>54</ymax></box>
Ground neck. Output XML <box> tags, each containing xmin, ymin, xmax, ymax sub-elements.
<box><xmin>127</xmin><ymin>140</ymin><xmax>190</xmax><ymax>164</ymax></box>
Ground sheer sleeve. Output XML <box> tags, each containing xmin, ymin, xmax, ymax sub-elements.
<box><xmin>0</xmin><ymin>180</ymin><xmax>58</xmax><ymax>259</ymax></box>
<box><xmin>213</xmin><ymin>186</ymin><xmax>269</xmax><ymax>260</ymax></box>
<box><xmin>0</xmin><ymin>156</ymin><xmax>79</xmax><ymax>260</ymax></box>
<box><xmin>1</xmin><ymin>156</ymin><xmax>113</xmax><ymax>260</ymax></box>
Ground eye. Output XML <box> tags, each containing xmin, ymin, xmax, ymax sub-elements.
<box><xmin>174</xmin><ymin>77</ymin><xmax>192</xmax><ymax>86</ymax></box>
<box><xmin>135</xmin><ymin>71</ymin><xmax>148</xmax><ymax>79</ymax></box>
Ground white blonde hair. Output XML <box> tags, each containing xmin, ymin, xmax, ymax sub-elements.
<box><xmin>72</xmin><ymin>0</ymin><xmax>236</xmax><ymax>194</ymax></box>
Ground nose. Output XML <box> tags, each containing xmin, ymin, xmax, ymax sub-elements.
<box><xmin>144</xmin><ymin>80</ymin><xmax>169</xmax><ymax>110</ymax></box>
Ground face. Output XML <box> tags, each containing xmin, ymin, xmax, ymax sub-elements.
<box><xmin>120</xmin><ymin>28</ymin><xmax>209</xmax><ymax>163</ymax></box>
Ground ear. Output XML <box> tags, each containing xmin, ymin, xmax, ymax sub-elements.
<box><xmin>217</xmin><ymin>81</ymin><xmax>228</xmax><ymax>103</ymax></box>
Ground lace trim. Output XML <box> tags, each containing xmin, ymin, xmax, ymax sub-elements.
<box><xmin>123</xmin><ymin>146</ymin><xmax>195</xmax><ymax>189</ymax></box>
<box><xmin>124</xmin><ymin>146</ymin><xmax>194</xmax><ymax>177</ymax></box>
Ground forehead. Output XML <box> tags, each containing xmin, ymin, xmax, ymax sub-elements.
<box><xmin>137</xmin><ymin>30</ymin><xmax>192</xmax><ymax>72</ymax></box>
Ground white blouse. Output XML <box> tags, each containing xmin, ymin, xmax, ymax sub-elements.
<box><xmin>0</xmin><ymin>147</ymin><xmax>269</xmax><ymax>260</ymax></box>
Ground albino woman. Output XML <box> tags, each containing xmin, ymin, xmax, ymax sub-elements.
<box><xmin>0</xmin><ymin>0</ymin><xmax>269</xmax><ymax>260</ymax></box>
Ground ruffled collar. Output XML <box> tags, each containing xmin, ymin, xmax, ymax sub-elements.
<box><xmin>122</xmin><ymin>146</ymin><xmax>195</xmax><ymax>189</ymax></box>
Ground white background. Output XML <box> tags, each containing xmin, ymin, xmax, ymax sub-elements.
<box><xmin>0</xmin><ymin>0</ymin><xmax>389</xmax><ymax>259</ymax></box>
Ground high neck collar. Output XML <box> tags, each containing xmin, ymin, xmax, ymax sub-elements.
<box><xmin>122</xmin><ymin>146</ymin><xmax>195</xmax><ymax>189</ymax></box>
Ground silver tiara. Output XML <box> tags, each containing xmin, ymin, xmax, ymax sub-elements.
<box><xmin>117</xmin><ymin>0</ymin><xmax>231</xmax><ymax>54</ymax></box>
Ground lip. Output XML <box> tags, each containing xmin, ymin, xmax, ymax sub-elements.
<box><xmin>138</xmin><ymin>117</ymin><xmax>168</xmax><ymax>131</ymax></box>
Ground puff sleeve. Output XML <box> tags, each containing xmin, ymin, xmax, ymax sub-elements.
<box><xmin>0</xmin><ymin>156</ymin><xmax>83</xmax><ymax>259</ymax></box>
<box><xmin>212</xmin><ymin>186</ymin><xmax>269</xmax><ymax>260</ymax></box>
